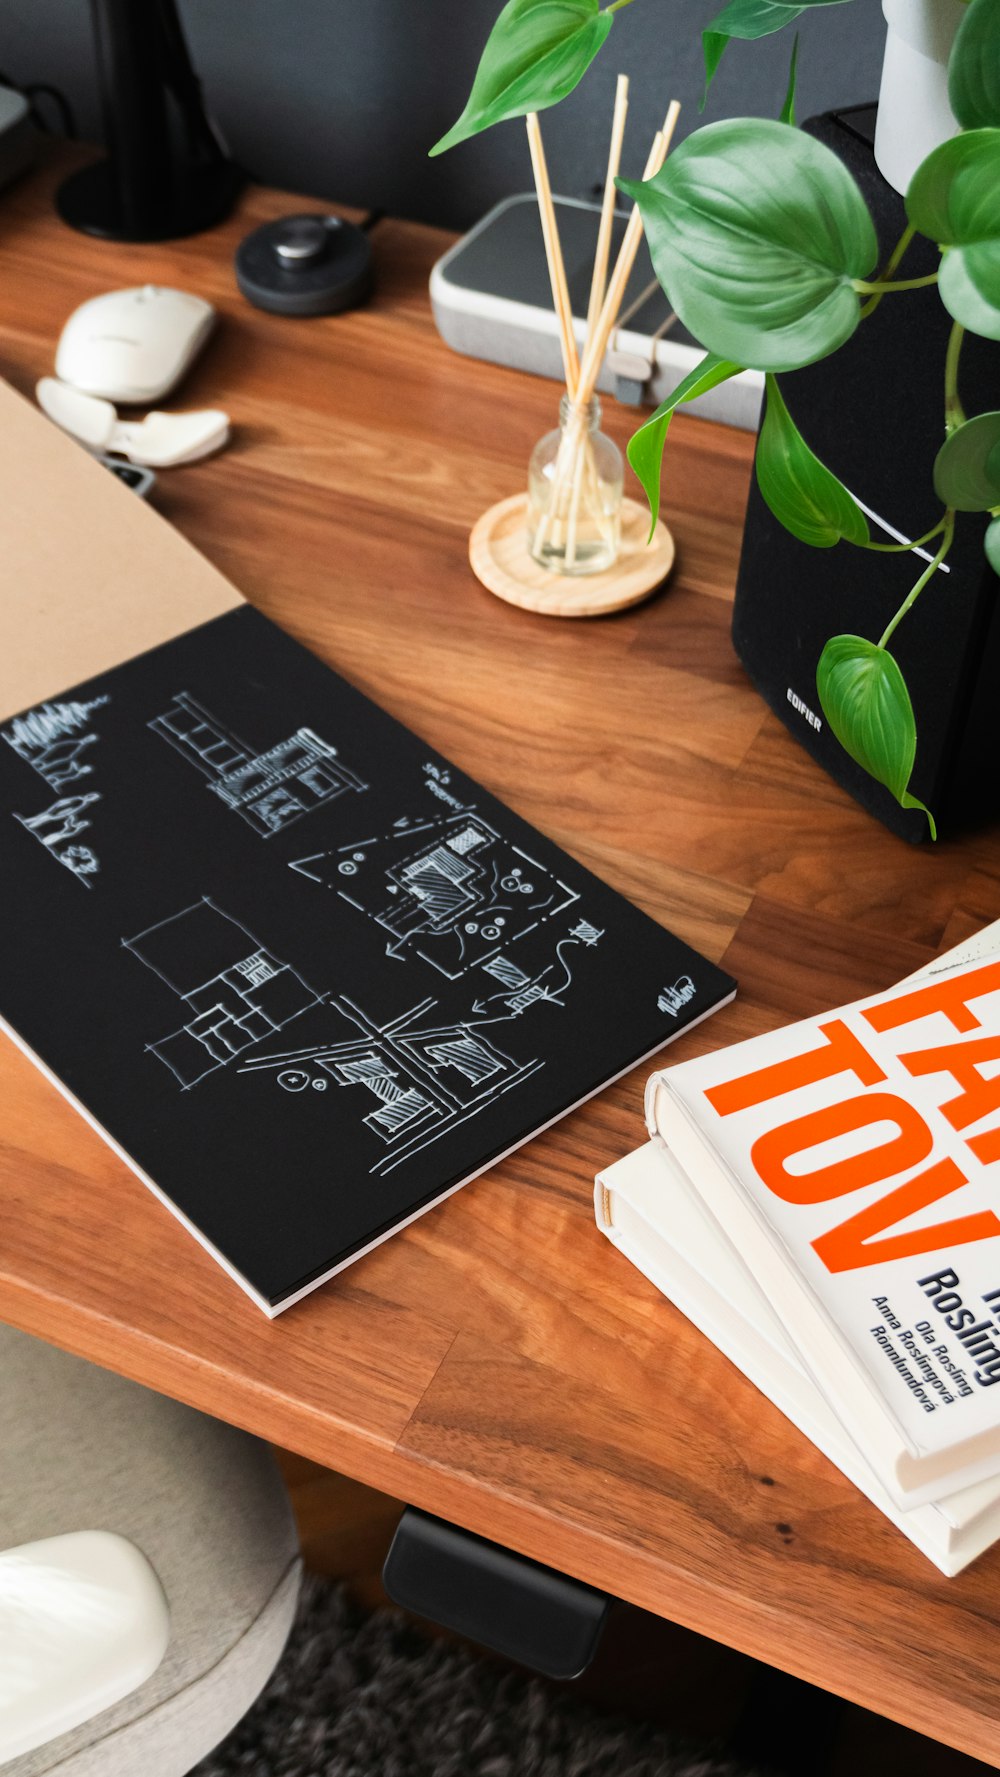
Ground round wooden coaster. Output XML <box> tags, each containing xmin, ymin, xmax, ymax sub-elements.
<box><xmin>469</xmin><ymin>493</ymin><xmax>675</xmax><ymax>618</ymax></box>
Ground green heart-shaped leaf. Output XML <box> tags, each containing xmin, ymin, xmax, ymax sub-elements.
<box><xmin>949</xmin><ymin>0</ymin><xmax>1000</xmax><ymax>130</ymax></box>
<box><xmin>627</xmin><ymin>353</ymin><xmax>744</xmax><ymax>536</ymax></box>
<box><xmin>618</xmin><ymin>119</ymin><xmax>877</xmax><ymax>371</ymax></box>
<box><xmin>779</xmin><ymin>32</ymin><xmax>800</xmax><ymax>126</ymax></box>
<box><xmin>940</xmin><ymin>243</ymin><xmax>1000</xmax><ymax>340</ymax></box>
<box><xmin>906</xmin><ymin>130</ymin><xmax>1000</xmax><ymax>338</ymax></box>
<box><xmin>701</xmin><ymin>0</ymin><xmax>847</xmax><ymax>104</ymax></box>
<box><xmin>985</xmin><ymin>515</ymin><xmax>1000</xmax><ymax>576</ymax></box>
<box><xmin>702</xmin><ymin>0</ymin><xmax>803</xmax><ymax>104</ymax></box>
<box><xmin>756</xmin><ymin>375</ymin><xmax>869</xmax><ymax>545</ymax></box>
<box><xmin>906</xmin><ymin>130</ymin><xmax>1000</xmax><ymax>242</ymax></box>
<box><xmin>430</xmin><ymin>0</ymin><xmax>612</xmax><ymax>155</ymax></box>
<box><xmin>933</xmin><ymin>411</ymin><xmax>1000</xmax><ymax>509</ymax></box>
<box><xmin>817</xmin><ymin>635</ymin><xmax>936</xmax><ymax>836</ymax></box>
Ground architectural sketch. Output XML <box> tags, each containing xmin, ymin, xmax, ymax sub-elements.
<box><xmin>240</xmin><ymin>992</ymin><xmax>543</xmax><ymax>1176</ymax></box>
<box><xmin>149</xmin><ymin>692</ymin><xmax>367</xmax><ymax>837</ymax></box>
<box><xmin>481</xmin><ymin>955</ymin><xmax>530</xmax><ymax>992</ymax></box>
<box><xmin>13</xmin><ymin>794</ymin><xmax>102</xmax><ymax>887</ymax></box>
<box><xmin>288</xmin><ymin>810</ymin><xmax>581</xmax><ymax>980</ymax></box>
<box><xmin>3</xmin><ymin>697</ymin><xmax>109</xmax><ymax>792</ymax></box>
<box><xmin>469</xmin><ymin>934</ymin><xmax>594</xmax><ymax>1021</ymax></box>
<box><xmin>569</xmin><ymin>919</ymin><xmax>604</xmax><ymax>947</ymax></box>
<box><xmin>124</xmin><ymin>898</ymin><xmax>323</xmax><ymax>1088</ymax></box>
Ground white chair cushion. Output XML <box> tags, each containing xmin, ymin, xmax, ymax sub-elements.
<box><xmin>0</xmin><ymin>1326</ymin><xmax>300</xmax><ymax>1777</ymax></box>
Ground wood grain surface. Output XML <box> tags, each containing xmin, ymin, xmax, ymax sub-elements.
<box><xmin>3</xmin><ymin>145</ymin><xmax>1000</xmax><ymax>1766</ymax></box>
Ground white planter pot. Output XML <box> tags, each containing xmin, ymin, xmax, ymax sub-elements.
<box><xmin>874</xmin><ymin>0</ymin><xmax>965</xmax><ymax>195</ymax></box>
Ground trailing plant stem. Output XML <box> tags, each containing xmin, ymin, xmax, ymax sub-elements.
<box><xmin>858</xmin><ymin>224</ymin><xmax>917</xmax><ymax>318</ymax></box>
<box><xmin>604</xmin><ymin>0</ymin><xmax>638</xmax><ymax>12</ymax></box>
<box><xmin>852</xmin><ymin>271</ymin><xmax>939</xmax><ymax>296</ymax></box>
<box><xmin>877</xmin><ymin>514</ymin><xmax>956</xmax><ymax>650</ymax></box>
<box><xmin>861</xmin><ymin>520</ymin><xmax>947</xmax><ymax>554</ymax></box>
<box><xmin>945</xmin><ymin>321</ymin><xmax>966</xmax><ymax>431</ymax></box>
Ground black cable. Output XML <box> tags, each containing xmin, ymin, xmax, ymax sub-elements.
<box><xmin>0</xmin><ymin>69</ymin><xmax>77</xmax><ymax>138</ymax></box>
<box><xmin>24</xmin><ymin>82</ymin><xmax>77</xmax><ymax>138</ymax></box>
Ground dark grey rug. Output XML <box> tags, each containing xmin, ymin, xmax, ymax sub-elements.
<box><xmin>193</xmin><ymin>1575</ymin><xmax>767</xmax><ymax>1777</ymax></box>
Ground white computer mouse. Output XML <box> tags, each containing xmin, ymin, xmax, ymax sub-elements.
<box><xmin>54</xmin><ymin>285</ymin><xmax>216</xmax><ymax>403</ymax></box>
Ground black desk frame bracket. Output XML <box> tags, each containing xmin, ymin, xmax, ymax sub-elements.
<box><xmin>383</xmin><ymin>1508</ymin><xmax>610</xmax><ymax>1681</ymax></box>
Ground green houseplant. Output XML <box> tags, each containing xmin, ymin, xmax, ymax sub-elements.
<box><xmin>431</xmin><ymin>0</ymin><xmax>1000</xmax><ymax>838</ymax></box>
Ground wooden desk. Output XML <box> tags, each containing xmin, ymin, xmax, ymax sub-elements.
<box><xmin>2</xmin><ymin>146</ymin><xmax>1000</xmax><ymax>1768</ymax></box>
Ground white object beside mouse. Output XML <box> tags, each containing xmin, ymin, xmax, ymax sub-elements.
<box><xmin>36</xmin><ymin>378</ymin><xmax>229</xmax><ymax>467</ymax></box>
<box><xmin>54</xmin><ymin>285</ymin><xmax>216</xmax><ymax>403</ymax></box>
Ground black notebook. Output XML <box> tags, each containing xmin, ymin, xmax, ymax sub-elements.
<box><xmin>0</xmin><ymin>606</ymin><xmax>735</xmax><ymax>1313</ymax></box>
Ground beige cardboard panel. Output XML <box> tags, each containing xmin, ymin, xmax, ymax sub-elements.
<box><xmin>0</xmin><ymin>377</ymin><xmax>243</xmax><ymax>722</ymax></box>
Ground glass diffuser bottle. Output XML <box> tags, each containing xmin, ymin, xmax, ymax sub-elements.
<box><xmin>527</xmin><ymin>396</ymin><xmax>623</xmax><ymax>576</ymax></box>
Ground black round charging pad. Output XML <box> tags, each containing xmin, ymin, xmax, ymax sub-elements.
<box><xmin>235</xmin><ymin>213</ymin><xmax>374</xmax><ymax>316</ymax></box>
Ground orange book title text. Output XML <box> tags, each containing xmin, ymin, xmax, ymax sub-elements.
<box><xmin>704</xmin><ymin>960</ymin><xmax>1000</xmax><ymax>1275</ymax></box>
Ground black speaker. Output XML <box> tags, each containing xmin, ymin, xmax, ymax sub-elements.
<box><xmin>732</xmin><ymin>105</ymin><xmax>1000</xmax><ymax>842</ymax></box>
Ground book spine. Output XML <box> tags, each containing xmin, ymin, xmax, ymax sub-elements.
<box><xmin>594</xmin><ymin>1158</ymin><xmax>961</xmax><ymax>1573</ymax></box>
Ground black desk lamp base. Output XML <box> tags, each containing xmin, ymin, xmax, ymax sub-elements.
<box><xmin>57</xmin><ymin>157</ymin><xmax>244</xmax><ymax>244</ymax></box>
<box><xmin>59</xmin><ymin>0</ymin><xmax>243</xmax><ymax>244</ymax></box>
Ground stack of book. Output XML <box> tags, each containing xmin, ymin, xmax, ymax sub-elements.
<box><xmin>596</xmin><ymin>922</ymin><xmax>1000</xmax><ymax>1575</ymax></box>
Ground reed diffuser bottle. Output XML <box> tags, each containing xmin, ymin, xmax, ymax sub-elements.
<box><xmin>528</xmin><ymin>395</ymin><xmax>623</xmax><ymax>575</ymax></box>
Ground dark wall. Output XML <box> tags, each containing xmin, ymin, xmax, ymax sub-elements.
<box><xmin>3</xmin><ymin>0</ymin><xmax>887</xmax><ymax>230</ymax></box>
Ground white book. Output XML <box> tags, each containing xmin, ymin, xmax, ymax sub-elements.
<box><xmin>641</xmin><ymin>924</ymin><xmax>1000</xmax><ymax>1509</ymax></box>
<box><xmin>596</xmin><ymin>1137</ymin><xmax>1000</xmax><ymax>1575</ymax></box>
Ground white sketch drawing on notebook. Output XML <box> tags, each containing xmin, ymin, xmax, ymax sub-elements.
<box><xmin>3</xmin><ymin>696</ymin><xmax>110</xmax><ymax>792</ymax></box>
<box><xmin>13</xmin><ymin>794</ymin><xmax>102</xmax><ymax>888</ymax></box>
<box><xmin>123</xmin><ymin>897</ymin><xmax>324</xmax><ymax>1088</ymax></box>
<box><xmin>239</xmin><ymin>992</ymin><xmax>543</xmax><ymax>1176</ymax></box>
<box><xmin>469</xmin><ymin>931</ymin><xmax>602</xmax><ymax>1023</ymax></box>
<box><xmin>148</xmin><ymin>691</ymin><xmax>367</xmax><ymax>837</ymax></box>
<box><xmin>288</xmin><ymin>811</ymin><xmax>581</xmax><ymax>980</ymax></box>
<box><xmin>569</xmin><ymin>919</ymin><xmax>604</xmax><ymax>947</ymax></box>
